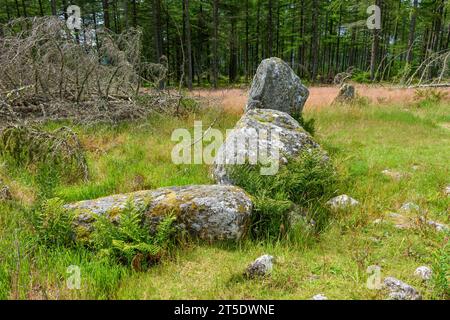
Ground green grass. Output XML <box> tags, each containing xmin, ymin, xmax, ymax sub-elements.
<box><xmin>0</xmin><ymin>99</ymin><xmax>448</xmax><ymax>300</ymax></box>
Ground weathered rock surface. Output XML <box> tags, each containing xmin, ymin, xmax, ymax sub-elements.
<box><xmin>245</xmin><ymin>254</ymin><xmax>274</xmax><ymax>278</ymax></box>
<box><xmin>414</xmin><ymin>266</ymin><xmax>432</xmax><ymax>281</ymax></box>
<box><xmin>326</xmin><ymin>194</ymin><xmax>359</xmax><ymax>210</ymax></box>
<box><xmin>246</xmin><ymin>57</ymin><xmax>309</xmax><ymax>115</ymax></box>
<box><xmin>212</xmin><ymin>108</ymin><xmax>325</xmax><ymax>184</ymax></box>
<box><xmin>419</xmin><ymin>216</ymin><xmax>449</xmax><ymax>232</ymax></box>
<box><xmin>383</xmin><ymin>277</ymin><xmax>422</xmax><ymax>300</ymax></box>
<box><xmin>66</xmin><ymin>185</ymin><xmax>253</xmax><ymax>241</ymax></box>
<box><xmin>334</xmin><ymin>84</ymin><xmax>355</xmax><ymax>102</ymax></box>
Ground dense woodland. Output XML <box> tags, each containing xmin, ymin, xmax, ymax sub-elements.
<box><xmin>0</xmin><ymin>0</ymin><xmax>449</xmax><ymax>87</ymax></box>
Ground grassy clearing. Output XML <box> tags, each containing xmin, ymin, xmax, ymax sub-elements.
<box><xmin>0</xmin><ymin>97</ymin><xmax>448</xmax><ymax>300</ymax></box>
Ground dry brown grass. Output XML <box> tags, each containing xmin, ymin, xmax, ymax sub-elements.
<box><xmin>192</xmin><ymin>85</ymin><xmax>450</xmax><ymax>113</ymax></box>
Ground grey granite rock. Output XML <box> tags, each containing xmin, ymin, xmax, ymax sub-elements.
<box><xmin>414</xmin><ymin>266</ymin><xmax>433</xmax><ymax>281</ymax></box>
<box><xmin>212</xmin><ymin>108</ymin><xmax>325</xmax><ymax>184</ymax></box>
<box><xmin>326</xmin><ymin>194</ymin><xmax>359</xmax><ymax>210</ymax></box>
<box><xmin>245</xmin><ymin>254</ymin><xmax>274</xmax><ymax>278</ymax></box>
<box><xmin>383</xmin><ymin>277</ymin><xmax>422</xmax><ymax>300</ymax></box>
<box><xmin>66</xmin><ymin>185</ymin><xmax>253</xmax><ymax>241</ymax></box>
<box><xmin>246</xmin><ymin>58</ymin><xmax>309</xmax><ymax>115</ymax></box>
<box><xmin>334</xmin><ymin>83</ymin><xmax>355</xmax><ymax>102</ymax></box>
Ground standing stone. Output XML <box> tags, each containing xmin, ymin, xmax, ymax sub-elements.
<box><xmin>212</xmin><ymin>109</ymin><xmax>325</xmax><ymax>185</ymax></box>
<box><xmin>334</xmin><ymin>83</ymin><xmax>355</xmax><ymax>103</ymax></box>
<box><xmin>246</xmin><ymin>57</ymin><xmax>309</xmax><ymax>115</ymax></box>
<box><xmin>66</xmin><ymin>185</ymin><xmax>253</xmax><ymax>241</ymax></box>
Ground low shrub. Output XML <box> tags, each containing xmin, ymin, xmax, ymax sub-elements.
<box><xmin>414</xmin><ymin>89</ymin><xmax>448</xmax><ymax>108</ymax></box>
<box><xmin>32</xmin><ymin>198</ymin><xmax>75</xmax><ymax>247</ymax></box>
<box><xmin>229</xmin><ymin>149</ymin><xmax>336</xmax><ymax>240</ymax></box>
<box><xmin>0</xmin><ymin>125</ymin><xmax>89</xmax><ymax>182</ymax></box>
<box><xmin>352</xmin><ymin>70</ymin><xmax>371</xmax><ymax>83</ymax></box>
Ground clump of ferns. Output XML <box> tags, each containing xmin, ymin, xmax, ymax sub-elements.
<box><xmin>91</xmin><ymin>199</ymin><xmax>177</xmax><ymax>271</ymax></box>
<box><xmin>0</xmin><ymin>124</ymin><xmax>88</xmax><ymax>182</ymax></box>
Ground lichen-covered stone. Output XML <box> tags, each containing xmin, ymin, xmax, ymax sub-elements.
<box><xmin>383</xmin><ymin>277</ymin><xmax>421</xmax><ymax>300</ymax></box>
<box><xmin>244</xmin><ymin>254</ymin><xmax>274</xmax><ymax>278</ymax></box>
<box><xmin>212</xmin><ymin>108</ymin><xmax>325</xmax><ymax>184</ymax></box>
<box><xmin>246</xmin><ymin>57</ymin><xmax>309</xmax><ymax>115</ymax></box>
<box><xmin>65</xmin><ymin>185</ymin><xmax>252</xmax><ymax>241</ymax></box>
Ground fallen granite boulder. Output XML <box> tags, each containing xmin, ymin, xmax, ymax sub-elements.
<box><xmin>246</xmin><ymin>57</ymin><xmax>309</xmax><ymax>115</ymax></box>
<box><xmin>66</xmin><ymin>185</ymin><xmax>253</xmax><ymax>241</ymax></box>
<box><xmin>212</xmin><ymin>108</ymin><xmax>325</xmax><ymax>184</ymax></box>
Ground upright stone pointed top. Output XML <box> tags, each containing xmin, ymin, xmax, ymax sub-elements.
<box><xmin>246</xmin><ymin>57</ymin><xmax>309</xmax><ymax>115</ymax></box>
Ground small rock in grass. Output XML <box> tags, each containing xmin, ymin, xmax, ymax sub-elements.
<box><xmin>428</xmin><ymin>220</ymin><xmax>449</xmax><ymax>232</ymax></box>
<box><xmin>245</xmin><ymin>255</ymin><xmax>274</xmax><ymax>278</ymax></box>
<box><xmin>311</xmin><ymin>294</ymin><xmax>328</xmax><ymax>300</ymax></box>
<box><xmin>327</xmin><ymin>195</ymin><xmax>359</xmax><ymax>210</ymax></box>
<box><xmin>0</xmin><ymin>180</ymin><xmax>12</xmax><ymax>201</ymax></box>
<box><xmin>381</xmin><ymin>169</ymin><xmax>404</xmax><ymax>181</ymax></box>
<box><xmin>400</xmin><ymin>202</ymin><xmax>420</xmax><ymax>213</ymax></box>
<box><xmin>444</xmin><ymin>185</ymin><xmax>450</xmax><ymax>197</ymax></box>
<box><xmin>419</xmin><ymin>216</ymin><xmax>449</xmax><ymax>232</ymax></box>
<box><xmin>383</xmin><ymin>277</ymin><xmax>422</xmax><ymax>300</ymax></box>
<box><xmin>414</xmin><ymin>266</ymin><xmax>433</xmax><ymax>281</ymax></box>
